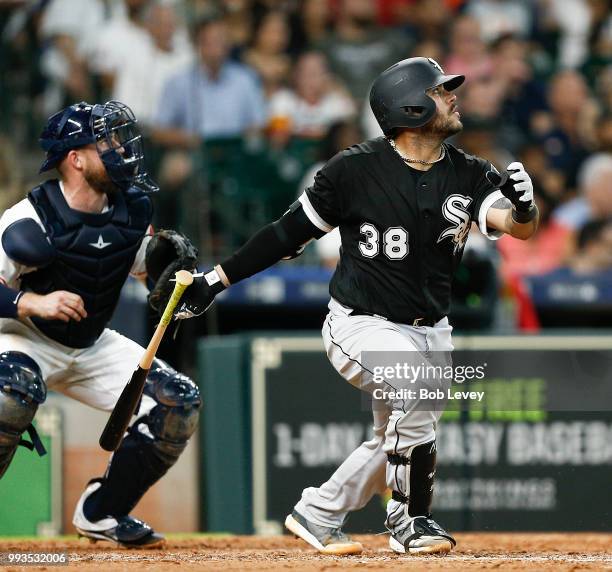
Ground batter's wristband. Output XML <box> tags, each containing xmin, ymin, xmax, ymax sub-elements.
<box><xmin>512</xmin><ymin>204</ymin><xmax>537</xmax><ymax>224</ymax></box>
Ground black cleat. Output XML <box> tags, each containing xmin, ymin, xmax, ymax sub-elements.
<box><xmin>73</xmin><ymin>481</ymin><xmax>164</xmax><ymax>548</ymax></box>
<box><xmin>389</xmin><ymin>516</ymin><xmax>456</xmax><ymax>555</ymax></box>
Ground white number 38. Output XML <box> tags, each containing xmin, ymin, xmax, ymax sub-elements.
<box><xmin>358</xmin><ymin>223</ymin><xmax>408</xmax><ymax>260</ymax></box>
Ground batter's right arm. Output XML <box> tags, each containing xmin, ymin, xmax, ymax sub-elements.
<box><xmin>485</xmin><ymin>162</ymin><xmax>539</xmax><ymax>240</ymax></box>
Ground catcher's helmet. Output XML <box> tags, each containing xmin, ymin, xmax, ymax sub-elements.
<box><xmin>369</xmin><ymin>57</ymin><xmax>465</xmax><ymax>136</ymax></box>
<box><xmin>39</xmin><ymin>101</ymin><xmax>158</xmax><ymax>193</ymax></box>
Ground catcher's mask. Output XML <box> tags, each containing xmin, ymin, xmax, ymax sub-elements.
<box><xmin>369</xmin><ymin>57</ymin><xmax>465</xmax><ymax>137</ymax></box>
<box><xmin>39</xmin><ymin>100</ymin><xmax>159</xmax><ymax>193</ymax></box>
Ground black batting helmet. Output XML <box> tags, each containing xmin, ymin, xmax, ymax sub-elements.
<box><xmin>369</xmin><ymin>57</ymin><xmax>465</xmax><ymax>136</ymax></box>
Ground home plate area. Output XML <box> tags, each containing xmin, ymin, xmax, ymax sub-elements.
<box><xmin>1</xmin><ymin>533</ymin><xmax>611</xmax><ymax>571</ymax></box>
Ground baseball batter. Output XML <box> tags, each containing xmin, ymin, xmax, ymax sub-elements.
<box><xmin>0</xmin><ymin>101</ymin><xmax>201</xmax><ymax>547</ymax></box>
<box><xmin>166</xmin><ymin>57</ymin><xmax>539</xmax><ymax>555</ymax></box>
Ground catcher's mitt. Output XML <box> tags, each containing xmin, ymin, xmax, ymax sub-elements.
<box><xmin>146</xmin><ymin>229</ymin><xmax>198</xmax><ymax>315</ymax></box>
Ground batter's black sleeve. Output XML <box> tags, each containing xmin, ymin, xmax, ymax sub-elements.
<box><xmin>300</xmin><ymin>152</ymin><xmax>345</xmax><ymax>232</ymax></box>
<box><xmin>221</xmin><ymin>202</ymin><xmax>325</xmax><ymax>284</ymax></box>
<box><xmin>470</xmin><ymin>158</ymin><xmax>507</xmax><ymax>239</ymax></box>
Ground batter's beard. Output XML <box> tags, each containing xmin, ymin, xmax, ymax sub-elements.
<box><xmin>84</xmin><ymin>167</ymin><xmax>119</xmax><ymax>196</ymax></box>
<box><xmin>425</xmin><ymin>113</ymin><xmax>463</xmax><ymax>138</ymax></box>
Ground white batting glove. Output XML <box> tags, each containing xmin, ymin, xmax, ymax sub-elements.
<box><xmin>486</xmin><ymin>161</ymin><xmax>534</xmax><ymax>213</ymax></box>
<box><xmin>505</xmin><ymin>161</ymin><xmax>534</xmax><ymax>211</ymax></box>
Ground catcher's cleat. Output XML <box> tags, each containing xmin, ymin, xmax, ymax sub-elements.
<box><xmin>389</xmin><ymin>516</ymin><xmax>456</xmax><ymax>555</ymax></box>
<box><xmin>73</xmin><ymin>481</ymin><xmax>165</xmax><ymax>548</ymax></box>
<box><xmin>285</xmin><ymin>510</ymin><xmax>363</xmax><ymax>555</ymax></box>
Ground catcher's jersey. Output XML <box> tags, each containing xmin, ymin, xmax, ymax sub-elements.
<box><xmin>298</xmin><ymin>136</ymin><xmax>503</xmax><ymax>323</ymax></box>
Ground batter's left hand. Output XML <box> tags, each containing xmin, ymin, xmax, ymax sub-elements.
<box><xmin>173</xmin><ymin>269</ymin><xmax>226</xmax><ymax>320</ymax></box>
<box><xmin>487</xmin><ymin>162</ymin><xmax>534</xmax><ymax>212</ymax></box>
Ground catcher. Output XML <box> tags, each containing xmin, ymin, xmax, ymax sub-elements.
<box><xmin>0</xmin><ymin>101</ymin><xmax>200</xmax><ymax>546</ymax></box>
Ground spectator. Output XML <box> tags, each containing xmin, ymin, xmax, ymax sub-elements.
<box><xmin>538</xmin><ymin>0</ymin><xmax>592</xmax><ymax>69</ymax></box>
<box><xmin>444</xmin><ymin>15</ymin><xmax>492</xmax><ymax>81</ymax></box>
<box><xmin>0</xmin><ymin>1</ymin><xmax>47</xmax><ymax>134</ymax></box>
<box><xmin>409</xmin><ymin>38</ymin><xmax>445</xmax><ymax>63</ymax></box>
<box><xmin>153</xmin><ymin>14</ymin><xmax>266</xmax><ymax>146</ymax></box>
<box><xmin>596</xmin><ymin>65</ymin><xmax>612</xmax><ymax>111</ymax></box>
<box><xmin>39</xmin><ymin>0</ymin><xmax>108</xmax><ymax>112</ymax></box>
<box><xmin>317</xmin><ymin>0</ymin><xmax>409</xmax><ymax>102</ymax></box>
<box><xmin>587</xmin><ymin>0</ymin><xmax>612</xmax><ymax>61</ymax></box>
<box><xmin>110</xmin><ymin>2</ymin><xmax>193</xmax><ymax>128</ymax></box>
<box><xmin>267</xmin><ymin>51</ymin><xmax>356</xmax><ymax>145</ymax></box>
<box><xmin>224</xmin><ymin>0</ymin><xmax>255</xmax><ymax>57</ymax></box>
<box><xmin>566</xmin><ymin>218</ymin><xmax>612</xmax><ymax>275</ymax></box>
<box><xmin>488</xmin><ymin>34</ymin><xmax>549</xmax><ymax>151</ymax></box>
<box><xmin>595</xmin><ymin>113</ymin><xmax>612</xmax><ymax>153</ymax></box>
<box><xmin>243</xmin><ymin>10</ymin><xmax>291</xmax><ymax>98</ymax></box>
<box><xmin>408</xmin><ymin>0</ymin><xmax>452</xmax><ymax>42</ymax></box>
<box><xmin>288</xmin><ymin>0</ymin><xmax>332</xmax><ymax>55</ymax></box>
<box><xmin>90</xmin><ymin>0</ymin><xmax>152</xmax><ymax>96</ymax></box>
<box><xmin>517</xmin><ymin>141</ymin><xmax>566</xmax><ymax>202</ymax></box>
<box><xmin>534</xmin><ymin>69</ymin><xmax>597</xmax><ymax>185</ymax></box>
<box><xmin>465</xmin><ymin>0</ymin><xmax>535</xmax><ymax>43</ymax></box>
<box><xmin>553</xmin><ymin>152</ymin><xmax>612</xmax><ymax>232</ymax></box>
<box><xmin>457</xmin><ymin>77</ymin><xmax>506</xmax><ymax>121</ymax></box>
<box><xmin>0</xmin><ymin>135</ymin><xmax>24</xmax><ymax>213</ymax></box>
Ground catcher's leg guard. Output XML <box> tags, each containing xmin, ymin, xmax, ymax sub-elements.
<box><xmin>85</xmin><ymin>360</ymin><xmax>201</xmax><ymax>519</ymax></box>
<box><xmin>0</xmin><ymin>352</ymin><xmax>47</xmax><ymax>479</ymax></box>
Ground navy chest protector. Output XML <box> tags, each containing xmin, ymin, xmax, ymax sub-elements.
<box><xmin>21</xmin><ymin>180</ymin><xmax>152</xmax><ymax>348</ymax></box>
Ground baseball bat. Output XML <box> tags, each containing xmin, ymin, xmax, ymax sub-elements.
<box><xmin>99</xmin><ymin>269</ymin><xmax>194</xmax><ymax>451</ymax></box>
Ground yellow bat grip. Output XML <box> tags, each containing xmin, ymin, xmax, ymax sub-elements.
<box><xmin>159</xmin><ymin>270</ymin><xmax>194</xmax><ymax>326</ymax></box>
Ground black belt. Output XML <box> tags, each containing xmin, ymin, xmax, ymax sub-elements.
<box><xmin>349</xmin><ymin>309</ymin><xmax>442</xmax><ymax>327</ymax></box>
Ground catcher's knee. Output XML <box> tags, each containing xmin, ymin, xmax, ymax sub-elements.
<box><xmin>0</xmin><ymin>352</ymin><xmax>47</xmax><ymax>479</ymax></box>
<box><xmin>141</xmin><ymin>360</ymin><xmax>201</xmax><ymax>463</ymax></box>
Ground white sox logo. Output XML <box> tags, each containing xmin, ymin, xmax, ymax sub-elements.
<box><xmin>437</xmin><ymin>194</ymin><xmax>472</xmax><ymax>254</ymax></box>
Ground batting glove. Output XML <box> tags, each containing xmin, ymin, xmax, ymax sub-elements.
<box><xmin>173</xmin><ymin>269</ymin><xmax>225</xmax><ymax>320</ymax></box>
<box><xmin>486</xmin><ymin>162</ymin><xmax>534</xmax><ymax>213</ymax></box>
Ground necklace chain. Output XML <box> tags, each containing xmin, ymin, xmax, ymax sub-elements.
<box><xmin>388</xmin><ymin>138</ymin><xmax>446</xmax><ymax>165</ymax></box>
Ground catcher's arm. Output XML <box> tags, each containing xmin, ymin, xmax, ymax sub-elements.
<box><xmin>171</xmin><ymin>200</ymin><xmax>325</xmax><ymax>319</ymax></box>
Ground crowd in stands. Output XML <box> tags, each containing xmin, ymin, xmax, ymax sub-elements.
<box><xmin>0</xmin><ymin>0</ymin><xmax>611</xmax><ymax>328</ymax></box>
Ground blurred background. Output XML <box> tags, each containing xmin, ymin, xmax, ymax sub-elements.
<box><xmin>0</xmin><ymin>0</ymin><xmax>610</xmax><ymax>538</ymax></box>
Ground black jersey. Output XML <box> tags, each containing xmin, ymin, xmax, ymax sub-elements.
<box><xmin>299</xmin><ymin>136</ymin><xmax>503</xmax><ymax>323</ymax></box>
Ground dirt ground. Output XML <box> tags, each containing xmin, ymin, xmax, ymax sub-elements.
<box><xmin>0</xmin><ymin>533</ymin><xmax>611</xmax><ymax>571</ymax></box>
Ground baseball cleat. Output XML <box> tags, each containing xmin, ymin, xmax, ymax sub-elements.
<box><xmin>73</xmin><ymin>480</ymin><xmax>164</xmax><ymax>548</ymax></box>
<box><xmin>285</xmin><ymin>510</ymin><xmax>363</xmax><ymax>555</ymax></box>
<box><xmin>389</xmin><ymin>516</ymin><xmax>456</xmax><ymax>555</ymax></box>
